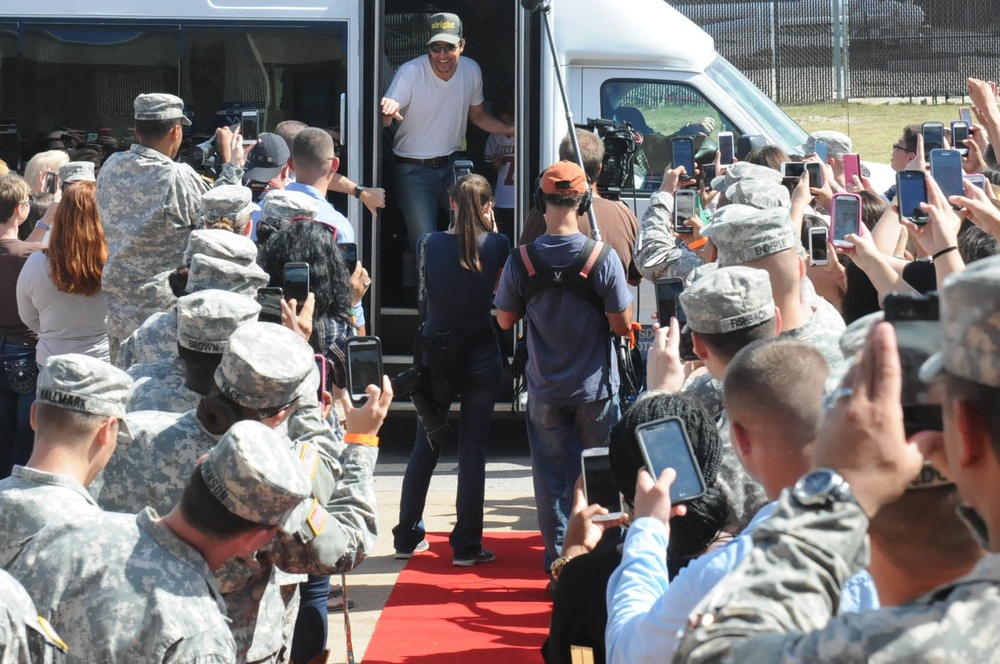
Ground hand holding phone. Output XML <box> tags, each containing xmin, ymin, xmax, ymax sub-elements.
<box><xmin>636</xmin><ymin>417</ymin><xmax>706</xmax><ymax>505</ymax></box>
<box><xmin>256</xmin><ymin>287</ymin><xmax>284</xmax><ymax>324</ymax></box>
<box><xmin>346</xmin><ymin>336</ymin><xmax>383</xmax><ymax>407</ymax></box>
<box><xmin>717</xmin><ymin>132</ymin><xmax>735</xmax><ymax>166</ymax></box>
<box><xmin>896</xmin><ymin>170</ymin><xmax>929</xmax><ymax>224</ymax></box>
<box><xmin>830</xmin><ymin>193</ymin><xmax>861</xmax><ymax>248</ymax></box>
<box><xmin>581</xmin><ymin>448</ymin><xmax>624</xmax><ymax>521</ymax></box>
<box><xmin>283</xmin><ymin>262</ymin><xmax>310</xmax><ymax>310</ymax></box>
<box><xmin>673</xmin><ymin>189</ymin><xmax>698</xmax><ymax>234</ymax></box>
<box><xmin>930</xmin><ymin>148</ymin><xmax>964</xmax><ymax>200</ymax></box>
<box><xmin>884</xmin><ymin>293</ymin><xmax>942</xmax><ymax>435</ymax></box>
<box><xmin>808</xmin><ymin>226</ymin><xmax>829</xmax><ymax>266</ymax></box>
<box><xmin>340</xmin><ymin>243</ymin><xmax>358</xmax><ymax>270</ymax></box>
<box><xmin>671</xmin><ymin>136</ymin><xmax>696</xmax><ymax>181</ymax></box>
<box><xmin>843</xmin><ymin>153</ymin><xmax>862</xmax><ymax>189</ymax></box>
<box><xmin>655</xmin><ymin>278</ymin><xmax>683</xmax><ymax>324</ymax></box>
<box><xmin>241</xmin><ymin>110</ymin><xmax>259</xmax><ymax>145</ymax></box>
<box><xmin>922</xmin><ymin>122</ymin><xmax>945</xmax><ymax>158</ymax></box>
<box><xmin>951</xmin><ymin>121</ymin><xmax>970</xmax><ymax>156</ymax></box>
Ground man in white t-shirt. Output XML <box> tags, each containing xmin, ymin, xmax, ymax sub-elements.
<box><xmin>380</xmin><ymin>12</ymin><xmax>514</xmax><ymax>252</ymax></box>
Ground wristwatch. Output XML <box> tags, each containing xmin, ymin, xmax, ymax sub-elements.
<box><xmin>791</xmin><ymin>468</ymin><xmax>856</xmax><ymax>508</ymax></box>
<box><xmin>353</xmin><ymin>184</ymin><xmax>366</xmax><ymax>199</ymax></box>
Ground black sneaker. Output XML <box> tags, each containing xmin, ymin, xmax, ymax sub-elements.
<box><xmin>453</xmin><ymin>549</ymin><xmax>496</xmax><ymax>567</ymax></box>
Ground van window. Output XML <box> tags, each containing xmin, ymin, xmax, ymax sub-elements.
<box><xmin>0</xmin><ymin>25</ymin><xmax>19</xmax><ymax>168</ymax></box>
<box><xmin>600</xmin><ymin>79</ymin><xmax>736</xmax><ymax>192</ymax></box>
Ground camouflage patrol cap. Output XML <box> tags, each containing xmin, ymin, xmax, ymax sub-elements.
<box><xmin>710</xmin><ymin>203</ymin><xmax>758</xmax><ymax>226</ymax></box>
<box><xmin>200</xmin><ymin>420</ymin><xmax>311</xmax><ymax>526</ymax></box>
<box><xmin>703</xmin><ymin>207</ymin><xmax>798</xmax><ymax>266</ymax></box>
<box><xmin>710</xmin><ymin>161</ymin><xmax>783</xmax><ymax>193</ymax></box>
<box><xmin>920</xmin><ymin>255</ymin><xmax>1000</xmax><ymax>387</ymax></box>
<box><xmin>36</xmin><ymin>354</ymin><xmax>133</xmax><ymax>419</ymax></box>
<box><xmin>134</xmin><ymin>93</ymin><xmax>191</xmax><ymax>126</ymax></box>
<box><xmin>258</xmin><ymin>190</ymin><xmax>320</xmax><ymax>228</ymax></box>
<box><xmin>58</xmin><ymin>161</ymin><xmax>95</xmax><ymax>184</ymax></box>
<box><xmin>724</xmin><ymin>179</ymin><xmax>790</xmax><ymax>210</ymax></box>
<box><xmin>176</xmin><ymin>290</ymin><xmax>261</xmax><ymax>355</ymax></box>
<box><xmin>186</xmin><ymin>254</ymin><xmax>269</xmax><ymax>297</ymax></box>
<box><xmin>214</xmin><ymin>322</ymin><xmax>314</xmax><ymax>410</ymax></box>
<box><xmin>183</xmin><ymin>229</ymin><xmax>258</xmax><ymax>265</ymax></box>
<box><xmin>684</xmin><ymin>261</ymin><xmax>719</xmax><ymax>288</ymax></box>
<box><xmin>805</xmin><ymin>130</ymin><xmax>852</xmax><ymax>159</ymax></box>
<box><xmin>679</xmin><ymin>266</ymin><xmax>775</xmax><ymax>334</ymax></box>
<box><xmin>201</xmin><ymin>185</ymin><xmax>254</xmax><ymax>225</ymax></box>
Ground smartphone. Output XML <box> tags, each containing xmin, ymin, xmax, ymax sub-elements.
<box><xmin>922</xmin><ymin>121</ymin><xmax>945</xmax><ymax>157</ymax></box>
<box><xmin>345</xmin><ymin>336</ymin><xmax>383</xmax><ymax>407</ymax></box>
<box><xmin>806</xmin><ymin>162</ymin><xmax>824</xmax><ymax>188</ymax></box>
<box><xmin>339</xmin><ymin>242</ymin><xmax>358</xmax><ymax>270</ymax></box>
<box><xmin>256</xmin><ymin>286</ymin><xmax>283</xmax><ymax>325</ymax></box>
<box><xmin>960</xmin><ymin>107</ymin><xmax>973</xmax><ymax>126</ymax></box>
<box><xmin>965</xmin><ymin>173</ymin><xmax>988</xmax><ymax>191</ymax></box>
<box><xmin>241</xmin><ymin>110</ymin><xmax>259</xmax><ymax>145</ymax></box>
<box><xmin>580</xmin><ymin>448</ymin><xmax>624</xmax><ymax>521</ymax></box>
<box><xmin>781</xmin><ymin>161</ymin><xmax>805</xmax><ymax>179</ymax></box>
<box><xmin>635</xmin><ymin>417</ymin><xmax>706</xmax><ymax>504</ymax></box>
<box><xmin>830</xmin><ymin>192</ymin><xmax>861</xmax><ymax>248</ymax></box>
<box><xmin>702</xmin><ymin>163</ymin><xmax>717</xmax><ymax>183</ymax></box>
<box><xmin>930</xmin><ymin>148</ymin><xmax>964</xmax><ymax>200</ymax></box>
<box><xmin>843</xmin><ymin>153</ymin><xmax>861</xmax><ymax>187</ymax></box>
<box><xmin>673</xmin><ymin>189</ymin><xmax>698</xmax><ymax>234</ymax></box>
<box><xmin>808</xmin><ymin>226</ymin><xmax>829</xmax><ymax>266</ymax></box>
<box><xmin>896</xmin><ymin>170</ymin><xmax>929</xmax><ymax>224</ymax></box>
<box><xmin>812</xmin><ymin>140</ymin><xmax>828</xmax><ymax>163</ymax></box>
<box><xmin>671</xmin><ymin>136</ymin><xmax>696</xmax><ymax>180</ymax></box>
<box><xmin>655</xmin><ymin>278</ymin><xmax>684</xmax><ymax>324</ymax></box>
<box><xmin>44</xmin><ymin>172</ymin><xmax>59</xmax><ymax>194</ymax></box>
<box><xmin>884</xmin><ymin>293</ymin><xmax>942</xmax><ymax>436</ymax></box>
<box><xmin>951</xmin><ymin>121</ymin><xmax>970</xmax><ymax>156</ymax></box>
<box><xmin>717</xmin><ymin>131</ymin><xmax>734</xmax><ymax>166</ymax></box>
<box><xmin>675</xmin><ymin>299</ymin><xmax>698</xmax><ymax>362</ymax></box>
<box><xmin>283</xmin><ymin>261</ymin><xmax>310</xmax><ymax>307</ymax></box>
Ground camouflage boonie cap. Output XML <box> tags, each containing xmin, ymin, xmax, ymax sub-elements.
<box><xmin>214</xmin><ymin>322</ymin><xmax>314</xmax><ymax>410</ymax></box>
<box><xmin>805</xmin><ymin>130</ymin><xmax>852</xmax><ymax>158</ymax></box>
<box><xmin>186</xmin><ymin>254</ymin><xmax>270</xmax><ymax>296</ymax></box>
<box><xmin>184</xmin><ymin>229</ymin><xmax>259</xmax><ymax>265</ymax></box>
<box><xmin>679</xmin><ymin>266</ymin><xmax>775</xmax><ymax>334</ymax></box>
<box><xmin>58</xmin><ymin>161</ymin><xmax>95</xmax><ymax>184</ymax></box>
<box><xmin>724</xmin><ymin>179</ymin><xmax>790</xmax><ymax>210</ymax></box>
<box><xmin>704</xmin><ymin>207</ymin><xmax>798</xmax><ymax>266</ymax></box>
<box><xmin>176</xmin><ymin>290</ymin><xmax>261</xmax><ymax>355</ymax></box>
<box><xmin>201</xmin><ymin>185</ymin><xmax>254</xmax><ymax>224</ymax></box>
<box><xmin>920</xmin><ymin>255</ymin><xmax>1000</xmax><ymax>387</ymax></box>
<box><xmin>36</xmin><ymin>354</ymin><xmax>133</xmax><ymax>419</ymax></box>
<box><xmin>258</xmin><ymin>190</ymin><xmax>319</xmax><ymax>229</ymax></box>
<box><xmin>710</xmin><ymin>161</ymin><xmax>783</xmax><ymax>192</ymax></box>
<box><xmin>134</xmin><ymin>93</ymin><xmax>191</xmax><ymax>126</ymax></box>
<box><xmin>200</xmin><ymin>420</ymin><xmax>311</xmax><ymax>526</ymax></box>
<box><xmin>684</xmin><ymin>261</ymin><xmax>719</xmax><ymax>288</ymax></box>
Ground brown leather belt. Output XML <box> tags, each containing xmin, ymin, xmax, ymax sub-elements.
<box><xmin>394</xmin><ymin>155</ymin><xmax>454</xmax><ymax>168</ymax></box>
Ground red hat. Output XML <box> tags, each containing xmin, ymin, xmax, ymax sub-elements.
<box><xmin>541</xmin><ymin>161</ymin><xmax>587</xmax><ymax>195</ymax></box>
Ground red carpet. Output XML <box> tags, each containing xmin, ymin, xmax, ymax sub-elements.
<box><xmin>363</xmin><ymin>532</ymin><xmax>552</xmax><ymax>663</ymax></box>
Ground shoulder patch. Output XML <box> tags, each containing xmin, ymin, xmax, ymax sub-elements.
<box><xmin>298</xmin><ymin>444</ymin><xmax>320</xmax><ymax>480</ymax></box>
<box><xmin>306</xmin><ymin>498</ymin><xmax>327</xmax><ymax>537</ymax></box>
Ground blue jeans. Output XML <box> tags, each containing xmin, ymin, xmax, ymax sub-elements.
<box><xmin>393</xmin><ymin>342</ymin><xmax>503</xmax><ymax>558</ymax></box>
<box><xmin>526</xmin><ymin>396</ymin><xmax>620</xmax><ymax>570</ymax></box>
<box><xmin>0</xmin><ymin>341</ymin><xmax>37</xmax><ymax>479</ymax></box>
<box><xmin>291</xmin><ymin>574</ymin><xmax>329</xmax><ymax>663</ymax></box>
<box><xmin>392</xmin><ymin>160</ymin><xmax>454</xmax><ymax>253</ymax></box>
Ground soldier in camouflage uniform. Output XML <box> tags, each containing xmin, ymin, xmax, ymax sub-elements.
<box><xmin>0</xmin><ymin>354</ymin><xmax>132</xmax><ymax>568</ymax></box>
<box><xmin>674</xmin><ymin>255</ymin><xmax>1000</xmax><ymax>662</ymax></box>
<box><xmin>98</xmin><ymin>93</ymin><xmax>246</xmax><ymax>364</ymax></box>
<box><xmin>253</xmin><ymin>188</ymin><xmax>320</xmax><ymax>245</ymax></box>
<box><xmin>0</xmin><ymin>569</ymin><xmax>66</xmax><ymax>664</ymax></box>
<box><xmin>128</xmin><ymin>290</ymin><xmax>260</xmax><ymax>414</ymax></box>
<box><xmin>201</xmin><ymin>184</ymin><xmax>254</xmax><ymax>235</ymax></box>
<box><xmin>99</xmin><ymin>321</ymin><xmax>389</xmax><ymax>663</ymax></box>
<box><xmin>9</xmin><ymin>420</ymin><xmax>312</xmax><ymax>664</ymax></box>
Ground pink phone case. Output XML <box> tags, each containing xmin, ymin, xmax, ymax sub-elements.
<box><xmin>843</xmin><ymin>154</ymin><xmax>861</xmax><ymax>186</ymax></box>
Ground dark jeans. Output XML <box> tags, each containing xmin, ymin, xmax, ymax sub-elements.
<box><xmin>393</xmin><ymin>342</ymin><xmax>503</xmax><ymax>558</ymax></box>
<box><xmin>291</xmin><ymin>574</ymin><xmax>330</xmax><ymax>663</ymax></box>
<box><xmin>392</xmin><ymin>159</ymin><xmax>454</xmax><ymax>254</ymax></box>
<box><xmin>0</xmin><ymin>341</ymin><xmax>37</xmax><ymax>479</ymax></box>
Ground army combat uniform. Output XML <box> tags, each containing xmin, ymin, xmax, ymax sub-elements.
<box><xmin>0</xmin><ymin>570</ymin><xmax>66</xmax><ymax>664</ymax></box>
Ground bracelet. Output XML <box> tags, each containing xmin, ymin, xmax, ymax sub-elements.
<box><xmin>35</xmin><ymin>221</ymin><xmax>49</xmax><ymax>231</ymax></box>
<box><xmin>932</xmin><ymin>246</ymin><xmax>958</xmax><ymax>261</ymax></box>
<box><xmin>549</xmin><ymin>554</ymin><xmax>573</xmax><ymax>581</ymax></box>
<box><xmin>687</xmin><ymin>237</ymin><xmax>708</xmax><ymax>251</ymax></box>
<box><xmin>344</xmin><ymin>433</ymin><xmax>379</xmax><ymax>447</ymax></box>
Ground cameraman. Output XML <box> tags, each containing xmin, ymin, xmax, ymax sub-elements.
<box><xmin>520</xmin><ymin>129</ymin><xmax>641</xmax><ymax>286</ymax></box>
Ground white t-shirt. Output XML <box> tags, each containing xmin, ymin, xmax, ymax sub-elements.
<box><xmin>484</xmin><ymin>133</ymin><xmax>516</xmax><ymax>209</ymax></box>
<box><xmin>385</xmin><ymin>55</ymin><xmax>484</xmax><ymax>159</ymax></box>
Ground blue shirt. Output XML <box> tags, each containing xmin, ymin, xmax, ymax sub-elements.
<box><xmin>605</xmin><ymin>504</ymin><xmax>879</xmax><ymax>664</ymax></box>
<box><xmin>282</xmin><ymin>182</ymin><xmax>355</xmax><ymax>243</ymax></box>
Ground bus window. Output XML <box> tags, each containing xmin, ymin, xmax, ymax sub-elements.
<box><xmin>0</xmin><ymin>25</ymin><xmax>18</xmax><ymax>169</ymax></box>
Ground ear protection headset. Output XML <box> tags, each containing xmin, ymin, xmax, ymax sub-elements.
<box><xmin>534</xmin><ymin>167</ymin><xmax>593</xmax><ymax>216</ymax></box>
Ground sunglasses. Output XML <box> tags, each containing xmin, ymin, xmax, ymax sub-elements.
<box><xmin>429</xmin><ymin>43</ymin><xmax>457</xmax><ymax>54</ymax></box>
<box><xmin>893</xmin><ymin>143</ymin><xmax>915</xmax><ymax>153</ymax></box>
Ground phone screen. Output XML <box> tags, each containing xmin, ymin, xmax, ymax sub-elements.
<box><xmin>637</xmin><ymin>417</ymin><xmax>706</xmax><ymax>504</ymax></box>
<box><xmin>897</xmin><ymin>171</ymin><xmax>929</xmax><ymax>223</ymax></box>
<box><xmin>241</xmin><ymin>111</ymin><xmax>259</xmax><ymax>143</ymax></box>
<box><xmin>702</xmin><ymin>163</ymin><xmax>717</xmax><ymax>183</ymax></box>
<box><xmin>655</xmin><ymin>279</ymin><xmax>684</xmax><ymax>324</ymax></box>
<box><xmin>718</xmin><ymin>133</ymin><xmax>734</xmax><ymax>166</ymax></box>
<box><xmin>966</xmin><ymin>173</ymin><xmax>987</xmax><ymax>191</ymax></box>
<box><xmin>952</xmin><ymin>122</ymin><xmax>970</xmax><ymax>154</ymax></box>
<box><xmin>283</xmin><ymin>263</ymin><xmax>310</xmax><ymax>304</ymax></box>
<box><xmin>831</xmin><ymin>196</ymin><xmax>860</xmax><ymax>243</ymax></box>
<box><xmin>347</xmin><ymin>338</ymin><xmax>382</xmax><ymax>405</ymax></box>
<box><xmin>340</xmin><ymin>243</ymin><xmax>358</xmax><ymax>269</ymax></box>
<box><xmin>782</xmin><ymin>161</ymin><xmax>805</xmax><ymax>178</ymax></box>
<box><xmin>671</xmin><ymin>137</ymin><xmax>696</xmax><ymax>178</ymax></box>
<box><xmin>806</xmin><ymin>162</ymin><xmax>824</xmax><ymax>187</ymax></box>
<box><xmin>45</xmin><ymin>172</ymin><xmax>59</xmax><ymax>194</ymax></box>
<box><xmin>809</xmin><ymin>228</ymin><xmax>828</xmax><ymax>263</ymax></box>
<box><xmin>884</xmin><ymin>294</ymin><xmax>941</xmax><ymax>434</ymax></box>
<box><xmin>582</xmin><ymin>451</ymin><xmax>622</xmax><ymax>515</ymax></box>
<box><xmin>922</xmin><ymin>122</ymin><xmax>944</xmax><ymax>156</ymax></box>
<box><xmin>674</xmin><ymin>190</ymin><xmax>697</xmax><ymax>233</ymax></box>
<box><xmin>675</xmin><ymin>300</ymin><xmax>698</xmax><ymax>362</ymax></box>
<box><xmin>930</xmin><ymin>149</ymin><xmax>964</xmax><ymax>199</ymax></box>
<box><xmin>256</xmin><ymin>287</ymin><xmax>283</xmax><ymax>324</ymax></box>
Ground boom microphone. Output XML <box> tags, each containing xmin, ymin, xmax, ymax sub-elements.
<box><xmin>520</xmin><ymin>0</ymin><xmax>552</xmax><ymax>12</ymax></box>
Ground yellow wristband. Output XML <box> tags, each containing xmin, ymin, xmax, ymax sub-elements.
<box><xmin>344</xmin><ymin>433</ymin><xmax>379</xmax><ymax>447</ymax></box>
<box><xmin>687</xmin><ymin>237</ymin><xmax>708</xmax><ymax>251</ymax></box>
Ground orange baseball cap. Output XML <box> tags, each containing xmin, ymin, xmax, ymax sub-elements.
<box><xmin>541</xmin><ymin>161</ymin><xmax>587</xmax><ymax>195</ymax></box>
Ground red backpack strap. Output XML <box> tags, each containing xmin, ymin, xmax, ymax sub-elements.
<box><xmin>578</xmin><ymin>240</ymin><xmax>608</xmax><ymax>279</ymax></box>
<box><xmin>519</xmin><ymin>244</ymin><xmax>537</xmax><ymax>278</ymax></box>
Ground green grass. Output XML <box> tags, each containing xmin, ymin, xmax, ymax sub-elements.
<box><xmin>782</xmin><ymin>102</ymin><xmax>968</xmax><ymax>162</ymax></box>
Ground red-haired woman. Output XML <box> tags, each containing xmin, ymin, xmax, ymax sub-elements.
<box><xmin>17</xmin><ymin>180</ymin><xmax>110</xmax><ymax>365</ymax></box>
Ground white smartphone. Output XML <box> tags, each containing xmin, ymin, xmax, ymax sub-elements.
<box><xmin>580</xmin><ymin>448</ymin><xmax>623</xmax><ymax>522</ymax></box>
<box><xmin>717</xmin><ymin>131</ymin><xmax>734</xmax><ymax>166</ymax></box>
<box><xmin>241</xmin><ymin>110</ymin><xmax>259</xmax><ymax>145</ymax></box>
<box><xmin>808</xmin><ymin>226</ymin><xmax>829</xmax><ymax>266</ymax></box>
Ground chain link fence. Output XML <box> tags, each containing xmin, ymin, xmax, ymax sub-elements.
<box><xmin>673</xmin><ymin>0</ymin><xmax>1000</xmax><ymax>103</ymax></box>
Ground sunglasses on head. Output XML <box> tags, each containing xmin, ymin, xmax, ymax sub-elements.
<box><xmin>429</xmin><ymin>43</ymin><xmax>457</xmax><ymax>54</ymax></box>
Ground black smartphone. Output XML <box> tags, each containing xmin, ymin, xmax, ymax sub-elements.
<box><xmin>675</xmin><ymin>299</ymin><xmax>698</xmax><ymax>362</ymax></box>
<box><xmin>671</xmin><ymin>136</ymin><xmax>696</xmax><ymax>180</ymax></box>
<box><xmin>283</xmin><ymin>261</ymin><xmax>310</xmax><ymax>308</ymax></box>
<box><xmin>930</xmin><ymin>148</ymin><xmax>964</xmax><ymax>200</ymax></box>
<box><xmin>951</xmin><ymin>121</ymin><xmax>970</xmax><ymax>156</ymax></box>
<box><xmin>717</xmin><ymin>132</ymin><xmax>734</xmax><ymax>166</ymax></box>
<box><xmin>922</xmin><ymin>121</ymin><xmax>945</xmax><ymax>157</ymax></box>
<box><xmin>340</xmin><ymin>242</ymin><xmax>358</xmax><ymax>269</ymax></box>
<box><xmin>635</xmin><ymin>417</ymin><xmax>706</xmax><ymax>504</ymax></box>
<box><xmin>345</xmin><ymin>336</ymin><xmax>383</xmax><ymax>407</ymax></box>
<box><xmin>702</xmin><ymin>163</ymin><xmax>717</xmax><ymax>183</ymax></box>
<box><xmin>830</xmin><ymin>192</ymin><xmax>862</xmax><ymax>248</ymax></box>
<box><xmin>780</xmin><ymin>161</ymin><xmax>805</xmax><ymax>179</ymax></box>
<box><xmin>896</xmin><ymin>170</ymin><xmax>929</xmax><ymax>224</ymax></box>
<box><xmin>655</xmin><ymin>278</ymin><xmax>684</xmax><ymax>324</ymax></box>
<box><xmin>808</xmin><ymin>226</ymin><xmax>828</xmax><ymax>266</ymax></box>
<box><xmin>673</xmin><ymin>189</ymin><xmax>698</xmax><ymax>234</ymax></box>
<box><xmin>884</xmin><ymin>293</ymin><xmax>942</xmax><ymax>436</ymax></box>
<box><xmin>581</xmin><ymin>448</ymin><xmax>624</xmax><ymax>521</ymax></box>
<box><xmin>241</xmin><ymin>110</ymin><xmax>259</xmax><ymax>144</ymax></box>
<box><xmin>44</xmin><ymin>172</ymin><xmax>59</xmax><ymax>194</ymax></box>
<box><xmin>256</xmin><ymin>286</ymin><xmax>283</xmax><ymax>324</ymax></box>
<box><xmin>805</xmin><ymin>162</ymin><xmax>824</xmax><ymax>188</ymax></box>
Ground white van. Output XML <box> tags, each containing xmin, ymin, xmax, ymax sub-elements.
<box><xmin>2</xmin><ymin>0</ymin><xmax>815</xmax><ymax>405</ymax></box>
